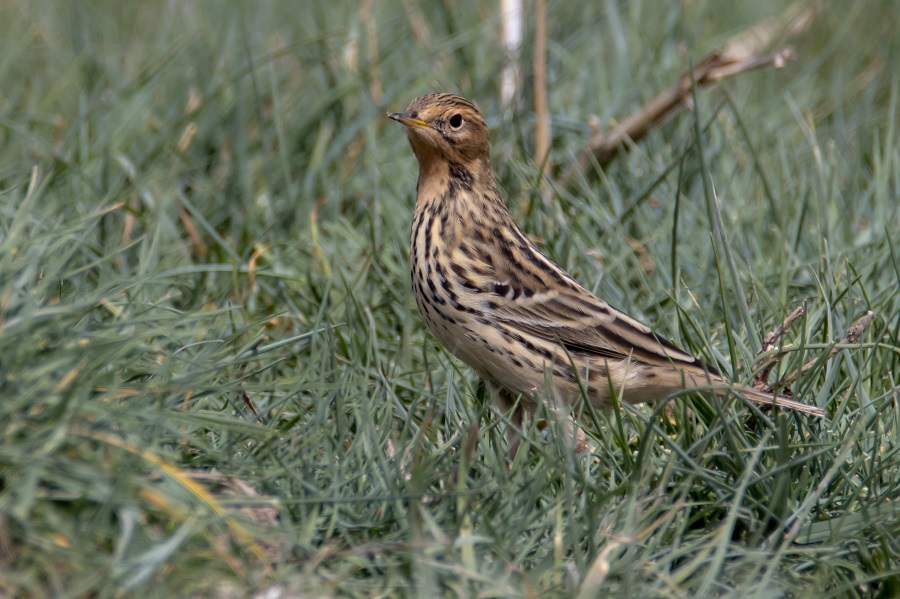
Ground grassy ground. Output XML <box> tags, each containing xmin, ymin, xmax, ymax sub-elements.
<box><xmin>1</xmin><ymin>1</ymin><xmax>899</xmax><ymax>597</ymax></box>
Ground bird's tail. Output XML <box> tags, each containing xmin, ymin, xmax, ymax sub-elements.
<box><xmin>680</xmin><ymin>371</ymin><xmax>826</xmax><ymax>417</ymax></box>
<box><xmin>730</xmin><ymin>386</ymin><xmax>825</xmax><ymax>417</ymax></box>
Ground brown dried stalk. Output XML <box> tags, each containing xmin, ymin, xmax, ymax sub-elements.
<box><xmin>752</xmin><ymin>310</ymin><xmax>874</xmax><ymax>396</ymax></box>
<box><xmin>560</xmin><ymin>0</ymin><xmax>823</xmax><ymax>185</ymax></box>
<box><xmin>560</xmin><ymin>48</ymin><xmax>797</xmax><ymax>185</ymax></box>
<box><xmin>751</xmin><ymin>306</ymin><xmax>804</xmax><ymax>389</ymax></box>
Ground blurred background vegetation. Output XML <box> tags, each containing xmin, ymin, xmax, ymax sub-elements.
<box><xmin>1</xmin><ymin>0</ymin><xmax>898</xmax><ymax>596</ymax></box>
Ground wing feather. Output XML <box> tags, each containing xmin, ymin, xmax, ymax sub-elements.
<box><xmin>458</xmin><ymin>232</ymin><xmax>718</xmax><ymax>375</ymax></box>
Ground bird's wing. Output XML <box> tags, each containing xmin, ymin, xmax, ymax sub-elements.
<box><xmin>496</xmin><ymin>287</ymin><xmax>710</xmax><ymax>372</ymax></box>
<box><xmin>455</xmin><ymin>231</ymin><xmax>715</xmax><ymax>374</ymax></box>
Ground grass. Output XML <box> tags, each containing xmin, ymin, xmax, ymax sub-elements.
<box><xmin>1</xmin><ymin>0</ymin><xmax>899</xmax><ymax>596</ymax></box>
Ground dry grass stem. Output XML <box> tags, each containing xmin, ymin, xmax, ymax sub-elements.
<box><xmin>560</xmin><ymin>47</ymin><xmax>798</xmax><ymax>184</ymax></box>
<box><xmin>533</xmin><ymin>0</ymin><xmax>550</xmax><ymax>200</ymax></box>
<box><xmin>361</xmin><ymin>0</ymin><xmax>382</xmax><ymax>103</ymax></box>
<box><xmin>756</xmin><ymin>311</ymin><xmax>875</xmax><ymax>394</ymax></box>
<box><xmin>752</xmin><ymin>306</ymin><xmax>805</xmax><ymax>388</ymax></box>
<box><xmin>560</xmin><ymin>1</ymin><xmax>824</xmax><ymax>184</ymax></box>
<box><xmin>499</xmin><ymin>0</ymin><xmax>524</xmax><ymax>111</ymax></box>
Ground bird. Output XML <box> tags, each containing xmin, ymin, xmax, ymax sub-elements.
<box><xmin>387</xmin><ymin>92</ymin><xmax>825</xmax><ymax>455</ymax></box>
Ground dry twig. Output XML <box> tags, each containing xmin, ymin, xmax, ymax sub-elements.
<box><xmin>751</xmin><ymin>306</ymin><xmax>804</xmax><ymax>388</ymax></box>
<box><xmin>753</xmin><ymin>310</ymin><xmax>875</xmax><ymax>393</ymax></box>
<box><xmin>560</xmin><ymin>48</ymin><xmax>797</xmax><ymax>185</ymax></box>
<box><xmin>560</xmin><ymin>1</ymin><xmax>823</xmax><ymax>185</ymax></box>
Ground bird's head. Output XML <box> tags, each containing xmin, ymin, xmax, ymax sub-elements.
<box><xmin>388</xmin><ymin>93</ymin><xmax>490</xmax><ymax>168</ymax></box>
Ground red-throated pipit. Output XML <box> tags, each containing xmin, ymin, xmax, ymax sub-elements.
<box><xmin>388</xmin><ymin>93</ymin><xmax>824</xmax><ymax>454</ymax></box>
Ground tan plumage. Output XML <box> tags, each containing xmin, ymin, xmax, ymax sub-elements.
<box><xmin>388</xmin><ymin>93</ymin><xmax>824</xmax><ymax>452</ymax></box>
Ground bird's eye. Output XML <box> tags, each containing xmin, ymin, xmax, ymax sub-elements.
<box><xmin>449</xmin><ymin>113</ymin><xmax>463</xmax><ymax>129</ymax></box>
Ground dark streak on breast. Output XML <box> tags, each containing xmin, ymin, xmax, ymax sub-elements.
<box><xmin>447</xmin><ymin>162</ymin><xmax>473</xmax><ymax>194</ymax></box>
<box><xmin>450</xmin><ymin>262</ymin><xmax>481</xmax><ymax>292</ymax></box>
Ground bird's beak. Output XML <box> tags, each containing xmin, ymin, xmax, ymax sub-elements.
<box><xmin>387</xmin><ymin>112</ymin><xmax>429</xmax><ymax>129</ymax></box>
